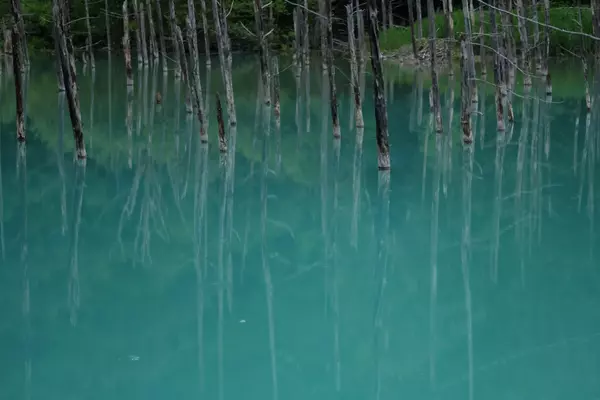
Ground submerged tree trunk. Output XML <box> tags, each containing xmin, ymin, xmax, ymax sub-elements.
<box><xmin>147</xmin><ymin>0</ymin><xmax>158</xmax><ymax>61</ymax></box>
<box><xmin>326</xmin><ymin>0</ymin><xmax>340</xmax><ymax>137</ymax></box>
<box><xmin>212</xmin><ymin>0</ymin><xmax>237</xmax><ymax>125</ymax></box>
<box><xmin>272</xmin><ymin>56</ymin><xmax>281</xmax><ymax>124</ymax></box>
<box><xmin>105</xmin><ymin>0</ymin><xmax>111</xmax><ymax>51</ymax></box>
<box><xmin>123</xmin><ymin>1</ymin><xmax>134</xmax><ymax>86</ymax></box>
<box><xmin>416</xmin><ymin>0</ymin><xmax>423</xmax><ymax>39</ymax></box>
<box><xmin>490</xmin><ymin>3</ymin><xmax>504</xmax><ymax>131</ymax></box>
<box><xmin>254</xmin><ymin>0</ymin><xmax>271</xmax><ymax>105</ymax></box>
<box><xmin>53</xmin><ymin>2</ymin><xmax>86</xmax><ymax>159</ymax></box>
<box><xmin>460</xmin><ymin>37</ymin><xmax>472</xmax><ymax>143</ymax></box>
<box><xmin>347</xmin><ymin>4</ymin><xmax>364</xmax><ymax>128</ymax></box>
<box><xmin>12</xmin><ymin>27</ymin><xmax>25</xmax><ymax>141</ymax></box>
<box><xmin>52</xmin><ymin>0</ymin><xmax>65</xmax><ymax>91</ymax></box>
<box><xmin>443</xmin><ymin>0</ymin><xmax>454</xmax><ymax>74</ymax></box>
<box><xmin>199</xmin><ymin>0</ymin><xmax>211</xmax><ymax>65</ymax></box>
<box><xmin>186</xmin><ymin>17</ymin><xmax>207</xmax><ymax>142</ymax></box>
<box><xmin>216</xmin><ymin>92</ymin><xmax>227</xmax><ymax>152</ymax></box>
<box><xmin>10</xmin><ymin>0</ymin><xmax>29</xmax><ymax>68</ymax></box>
<box><xmin>168</xmin><ymin>0</ymin><xmax>181</xmax><ymax>78</ymax></box>
<box><xmin>154</xmin><ymin>0</ymin><xmax>167</xmax><ymax>72</ymax></box>
<box><xmin>427</xmin><ymin>0</ymin><xmax>443</xmax><ymax>132</ymax></box>
<box><xmin>367</xmin><ymin>0</ymin><xmax>390</xmax><ymax>170</ymax></box>
<box><xmin>139</xmin><ymin>2</ymin><xmax>149</xmax><ymax>65</ymax></box>
<box><xmin>408</xmin><ymin>0</ymin><xmax>419</xmax><ymax>61</ymax></box>
<box><xmin>84</xmin><ymin>0</ymin><xmax>95</xmax><ymax>69</ymax></box>
<box><xmin>516</xmin><ymin>0</ymin><xmax>531</xmax><ymax>86</ymax></box>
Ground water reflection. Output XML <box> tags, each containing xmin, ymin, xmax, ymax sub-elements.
<box><xmin>0</xmin><ymin>57</ymin><xmax>598</xmax><ymax>399</ymax></box>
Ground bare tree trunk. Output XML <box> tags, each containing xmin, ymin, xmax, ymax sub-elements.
<box><xmin>154</xmin><ymin>0</ymin><xmax>167</xmax><ymax>72</ymax></box>
<box><xmin>531</xmin><ymin>0</ymin><xmax>542</xmax><ymax>73</ymax></box>
<box><xmin>293</xmin><ymin>8</ymin><xmax>301</xmax><ymax>70</ymax></box>
<box><xmin>188</xmin><ymin>0</ymin><xmax>201</xmax><ymax>73</ymax></box>
<box><xmin>367</xmin><ymin>0</ymin><xmax>390</xmax><ymax>170</ymax></box>
<box><xmin>186</xmin><ymin>17</ymin><xmax>207</xmax><ymax>142</ymax></box>
<box><xmin>326</xmin><ymin>0</ymin><xmax>340</xmax><ymax>137</ymax></box>
<box><xmin>10</xmin><ymin>0</ymin><xmax>29</xmax><ymax>69</ymax></box>
<box><xmin>254</xmin><ymin>0</ymin><xmax>271</xmax><ymax>105</ymax></box>
<box><xmin>105</xmin><ymin>0</ymin><xmax>111</xmax><ymax>51</ymax></box>
<box><xmin>199</xmin><ymin>0</ymin><xmax>211</xmax><ymax>65</ymax></box>
<box><xmin>490</xmin><ymin>3</ymin><xmax>504</xmax><ymax>131</ymax></box>
<box><xmin>516</xmin><ymin>0</ymin><xmax>531</xmax><ymax>86</ymax></box>
<box><xmin>303</xmin><ymin>0</ymin><xmax>310</xmax><ymax>66</ymax></box>
<box><xmin>84</xmin><ymin>0</ymin><xmax>95</xmax><ymax>69</ymax></box>
<box><xmin>427</xmin><ymin>0</ymin><xmax>443</xmax><ymax>132</ymax></box>
<box><xmin>216</xmin><ymin>92</ymin><xmax>227</xmax><ymax>152</ymax></box>
<box><xmin>147</xmin><ymin>0</ymin><xmax>158</xmax><ymax>61</ymax></box>
<box><xmin>168</xmin><ymin>0</ymin><xmax>181</xmax><ymax>78</ymax></box>
<box><xmin>272</xmin><ymin>56</ymin><xmax>281</xmax><ymax>126</ymax></box>
<box><xmin>52</xmin><ymin>0</ymin><xmax>65</xmax><ymax>91</ymax></box>
<box><xmin>478</xmin><ymin>1</ymin><xmax>486</xmax><ymax>75</ymax></box>
<box><xmin>460</xmin><ymin>37</ymin><xmax>472</xmax><ymax>143</ymax></box>
<box><xmin>543</xmin><ymin>0</ymin><xmax>550</xmax><ymax>75</ymax></box>
<box><xmin>381</xmin><ymin>0</ymin><xmax>387</xmax><ymax>29</ymax></box>
<box><xmin>408</xmin><ymin>0</ymin><xmax>419</xmax><ymax>61</ymax></box>
<box><xmin>11</xmin><ymin>27</ymin><xmax>25</xmax><ymax>141</ymax></box>
<box><xmin>416</xmin><ymin>0</ymin><xmax>423</xmax><ymax>39</ymax></box>
<box><xmin>133</xmin><ymin>0</ymin><xmax>143</xmax><ymax>66</ymax></box>
<box><xmin>578</xmin><ymin>0</ymin><xmax>591</xmax><ymax>110</ymax></box>
<box><xmin>139</xmin><ymin>2</ymin><xmax>149</xmax><ymax>65</ymax></box>
<box><xmin>123</xmin><ymin>1</ymin><xmax>134</xmax><ymax>86</ymax></box>
<box><xmin>347</xmin><ymin>4</ymin><xmax>364</xmax><ymax>128</ymax></box>
<box><xmin>592</xmin><ymin>0</ymin><xmax>600</xmax><ymax>59</ymax></box>
<box><xmin>53</xmin><ymin>2</ymin><xmax>87</xmax><ymax>159</ymax></box>
<box><xmin>212</xmin><ymin>0</ymin><xmax>237</xmax><ymax>125</ymax></box>
<box><xmin>443</xmin><ymin>0</ymin><xmax>454</xmax><ymax>74</ymax></box>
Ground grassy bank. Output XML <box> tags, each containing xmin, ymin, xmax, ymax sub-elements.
<box><xmin>380</xmin><ymin>7</ymin><xmax>593</xmax><ymax>56</ymax></box>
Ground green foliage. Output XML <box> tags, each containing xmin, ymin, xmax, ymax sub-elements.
<box><xmin>380</xmin><ymin>7</ymin><xmax>594</xmax><ymax>56</ymax></box>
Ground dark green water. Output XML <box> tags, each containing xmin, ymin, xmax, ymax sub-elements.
<box><xmin>0</xmin><ymin>55</ymin><xmax>599</xmax><ymax>399</ymax></box>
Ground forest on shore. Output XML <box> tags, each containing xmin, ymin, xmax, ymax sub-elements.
<box><xmin>0</xmin><ymin>0</ymin><xmax>594</xmax><ymax>53</ymax></box>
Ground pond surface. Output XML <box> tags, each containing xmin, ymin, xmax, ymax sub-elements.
<box><xmin>0</xmin><ymin>55</ymin><xmax>599</xmax><ymax>399</ymax></box>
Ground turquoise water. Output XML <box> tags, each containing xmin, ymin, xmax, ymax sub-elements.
<box><xmin>0</xmin><ymin>55</ymin><xmax>599</xmax><ymax>399</ymax></box>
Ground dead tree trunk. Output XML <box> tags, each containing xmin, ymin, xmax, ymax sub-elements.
<box><xmin>186</xmin><ymin>17</ymin><xmax>207</xmax><ymax>142</ymax></box>
<box><xmin>592</xmin><ymin>0</ymin><xmax>600</xmax><ymax>59</ymax></box>
<box><xmin>303</xmin><ymin>0</ymin><xmax>310</xmax><ymax>66</ymax></box>
<box><xmin>53</xmin><ymin>2</ymin><xmax>87</xmax><ymax>159</ymax></box>
<box><xmin>168</xmin><ymin>0</ymin><xmax>181</xmax><ymax>78</ymax></box>
<box><xmin>381</xmin><ymin>0</ymin><xmax>387</xmax><ymax>29</ymax></box>
<box><xmin>105</xmin><ymin>0</ymin><xmax>111</xmax><ymax>51</ymax></box>
<box><xmin>146</xmin><ymin>0</ymin><xmax>159</xmax><ymax>61</ymax></box>
<box><xmin>443</xmin><ymin>0</ymin><xmax>454</xmax><ymax>74</ymax></box>
<box><xmin>319</xmin><ymin>0</ymin><xmax>327</xmax><ymax>72</ymax></box>
<box><xmin>490</xmin><ymin>3</ymin><xmax>504</xmax><ymax>131</ymax></box>
<box><xmin>123</xmin><ymin>0</ymin><xmax>134</xmax><ymax>86</ymax></box>
<box><xmin>154</xmin><ymin>0</ymin><xmax>168</xmax><ymax>72</ymax></box>
<box><xmin>188</xmin><ymin>0</ymin><xmax>201</xmax><ymax>73</ymax></box>
<box><xmin>460</xmin><ymin>37</ymin><xmax>472</xmax><ymax>143</ymax></box>
<box><xmin>199</xmin><ymin>0</ymin><xmax>211</xmax><ymax>65</ymax></box>
<box><xmin>478</xmin><ymin>1</ymin><xmax>486</xmax><ymax>75</ymax></box>
<box><xmin>427</xmin><ymin>0</ymin><xmax>443</xmax><ymax>132</ymax></box>
<box><xmin>367</xmin><ymin>0</ymin><xmax>390</xmax><ymax>170</ymax></box>
<box><xmin>516</xmin><ymin>0</ymin><xmax>531</xmax><ymax>86</ymax></box>
<box><xmin>578</xmin><ymin>0</ymin><xmax>591</xmax><ymax>110</ymax></box>
<box><xmin>216</xmin><ymin>92</ymin><xmax>227</xmax><ymax>152</ymax></box>
<box><xmin>254</xmin><ymin>0</ymin><xmax>271</xmax><ymax>105</ymax></box>
<box><xmin>293</xmin><ymin>9</ymin><xmax>301</xmax><ymax>69</ymax></box>
<box><xmin>12</xmin><ymin>27</ymin><xmax>25</xmax><ymax>141</ymax></box>
<box><xmin>326</xmin><ymin>0</ymin><xmax>340</xmax><ymax>138</ymax></box>
<box><xmin>211</xmin><ymin>0</ymin><xmax>237</xmax><ymax>125</ymax></box>
<box><xmin>543</xmin><ymin>0</ymin><xmax>550</xmax><ymax>75</ymax></box>
<box><xmin>10</xmin><ymin>0</ymin><xmax>29</xmax><ymax>69</ymax></box>
<box><xmin>357</xmin><ymin>9</ymin><xmax>366</xmax><ymax>65</ymax></box>
<box><xmin>531</xmin><ymin>0</ymin><xmax>542</xmax><ymax>73</ymax></box>
<box><xmin>84</xmin><ymin>0</ymin><xmax>95</xmax><ymax>69</ymax></box>
<box><xmin>133</xmin><ymin>0</ymin><xmax>143</xmax><ymax>66</ymax></box>
<box><xmin>52</xmin><ymin>0</ymin><xmax>65</xmax><ymax>91</ymax></box>
<box><xmin>272</xmin><ymin>56</ymin><xmax>281</xmax><ymax>124</ymax></box>
<box><xmin>139</xmin><ymin>2</ymin><xmax>149</xmax><ymax>65</ymax></box>
<box><xmin>416</xmin><ymin>0</ymin><xmax>423</xmax><ymax>39</ymax></box>
<box><xmin>347</xmin><ymin>4</ymin><xmax>364</xmax><ymax>128</ymax></box>
<box><xmin>408</xmin><ymin>0</ymin><xmax>419</xmax><ymax>61</ymax></box>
